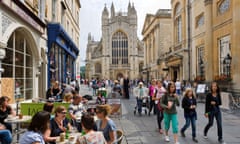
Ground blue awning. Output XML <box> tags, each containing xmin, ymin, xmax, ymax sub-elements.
<box><xmin>47</xmin><ymin>23</ymin><xmax>79</xmax><ymax>59</ymax></box>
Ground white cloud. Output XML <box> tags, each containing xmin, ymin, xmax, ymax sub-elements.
<box><xmin>79</xmin><ymin>0</ymin><xmax>171</xmax><ymax>65</ymax></box>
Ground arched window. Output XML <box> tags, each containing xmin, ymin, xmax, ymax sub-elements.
<box><xmin>112</xmin><ymin>31</ymin><xmax>128</xmax><ymax>64</ymax></box>
<box><xmin>174</xmin><ymin>3</ymin><xmax>182</xmax><ymax>43</ymax></box>
<box><xmin>3</xmin><ymin>29</ymin><xmax>33</xmax><ymax>100</ymax></box>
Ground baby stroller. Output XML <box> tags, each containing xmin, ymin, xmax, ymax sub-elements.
<box><xmin>134</xmin><ymin>96</ymin><xmax>150</xmax><ymax>115</ymax></box>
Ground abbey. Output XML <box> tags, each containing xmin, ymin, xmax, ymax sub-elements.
<box><xmin>85</xmin><ymin>2</ymin><xmax>144</xmax><ymax>80</ymax></box>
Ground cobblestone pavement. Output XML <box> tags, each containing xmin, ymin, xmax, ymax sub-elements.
<box><xmin>79</xmin><ymin>85</ymin><xmax>240</xmax><ymax>144</ymax></box>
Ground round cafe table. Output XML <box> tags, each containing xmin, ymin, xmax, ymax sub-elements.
<box><xmin>4</xmin><ymin>115</ymin><xmax>32</xmax><ymax>143</ymax></box>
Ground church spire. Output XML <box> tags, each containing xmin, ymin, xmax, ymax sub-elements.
<box><xmin>128</xmin><ymin>1</ymin><xmax>131</xmax><ymax>11</ymax></box>
<box><xmin>111</xmin><ymin>2</ymin><xmax>115</xmax><ymax>18</ymax></box>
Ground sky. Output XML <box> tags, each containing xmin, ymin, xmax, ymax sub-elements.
<box><xmin>79</xmin><ymin>0</ymin><xmax>171</xmax><ymax>66</ymax></box>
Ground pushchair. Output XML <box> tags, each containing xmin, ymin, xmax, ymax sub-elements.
<box><xmin>134</xmin><ymin>96</ymin><xmax>150</xmax><ymax>115</ymax></box>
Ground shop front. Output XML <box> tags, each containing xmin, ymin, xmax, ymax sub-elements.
<box><xmin>47</xmin><ymin>24</ymin><xmax>79</xmax><ymax>88</ymax></box>
<box><xmin>0</xmin><ymin>0</ymin><xmax>46</xmax><ymax>102</ymax></box>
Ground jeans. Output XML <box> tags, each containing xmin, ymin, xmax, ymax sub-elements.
<box><xmin>156</xmin><ymin>108</ymin><xmax>164</xmax><ymax>129</ymax></box>
<box><xmin>137</xmin><ymin>98</ymin><xmax>143</xmax><ymax>114</ymax></box>
<box><xmin>181</xmin><ymin>115</ymin><xmax>197</xmax><ymax>138</ymax></box>
<box><xmin>148</xmin><ymin>98</ymin><xmax>156</xmax><ymax>114</ymax></box>
<box><xmin>0</xmin><ymin>129</ymin><xmax>12</xmax><ymax>144</ymax></box>
<box><xmin>204</xmin><ymin>110</ymin><xmax>223</xmax><ymax>140</ymax></box>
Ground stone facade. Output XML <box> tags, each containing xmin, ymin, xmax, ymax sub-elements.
<box><xmin>169</xmin><ymin>0</ymin><xmax>240</xmax><ymax>90</ymax></box>
<box><xmin>142</xmin><ymin>9</ymin><xmax>172</xmax><ymax>81</ymax></box>
<box><xmin>85</xmin><ymin>3</ymin><xmax>144</xmax><ymax>80</ymax></box>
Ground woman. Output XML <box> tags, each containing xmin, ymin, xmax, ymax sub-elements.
<box><xmin>0</xmin><ymin>96</ymin><xmax>15</xmax><ymax>132</ymax></box>
<box><xmin>63</xmin><ymin>93</ymin><xmax>73</xmax><ymax>103</ymax></box>
<box><xmin>153</xmin><ymin>80</ymin><xmax>166</xmax><ymax>134</ymax></box>
<box><xmin>96</xmin><ymin>104</ymin><xmax>116</xmax><ymax>144</ymax></box>
<box><xmin>204</xmin><ymin>82</ymin><xmax>224</xmax><ymax>143</ymax></box>
<box><xmin>148</xmin><ymin>79</ymin><xmax>157</xmax><ymax>116</ymax></box>
<box><xmin>20</xmin><ymin>111</ymin><xmax>50</xmax><ymax>144</ymax></box>
<box><xmin>50</xmin><ymin>106</ymin><xmax>71</xmax><ymax>138</ymax></box>
<box><xmin>0</xmin><ymin>123</ymin><xmax>12</xmax><ymax>144</ymax></box>
<box><xmin>77</xmin><ymin>113</ymin><xmax>106</xmax><ymax>144</ymax></box>
<box><xmin>180</xmin><ymin>88</ymin><xmax>198</xmax><ymax>143</ymax></box>
<box><xmin>160</xmin><ymin>82</ymin><xmax>180</xmax><ymax>144</ymax></box>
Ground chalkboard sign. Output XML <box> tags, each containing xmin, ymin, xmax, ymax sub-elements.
<box><xmin>196</xmin><ymin>84</ymin><xmax>206</xmax><ymax>94</ymax></box>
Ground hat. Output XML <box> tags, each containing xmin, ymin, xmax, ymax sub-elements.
<box><xmin>139</xmin><ymin>82</ymin><xmax>143</xmax><ymax>85</ymax></box>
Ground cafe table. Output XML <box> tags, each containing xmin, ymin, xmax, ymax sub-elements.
<box><xmin>4</xmin><ymin>115</ymin><xmax>32</xmax><ymax>143</ymax></box>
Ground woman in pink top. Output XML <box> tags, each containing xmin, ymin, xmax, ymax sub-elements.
<box><xmin>148</xmin><ymin>79</ymin><xmax>157</xmax><ymax>116</ymax></box>
<box><xmin>77</xmin><ymin>114</ymin><xmax>106</xmax><ymax>144</ymax></box>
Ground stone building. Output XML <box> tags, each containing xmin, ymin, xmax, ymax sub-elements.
<box><xmin>142</xmin><ymin>9</ymin><xmax>172</xmax><ymax>82</ymax></box>
<box><xmin>0</xmin><ymin>0</ymin><xmax>80</xmax><ymax>102</ymax></box>
<box><xmin>170</xmin><ymin>0</ymin><xmax>240</xmax><ymax>90</ymax></box>
<box><xmin>85</xmin><ymin>3</ymin><xmax>144</xmax><ymax>80</ymax></box>
<box><xmin>0</xmin><ymin>0</ymin><xmax>46</xmax><ymax>102</ymax></box>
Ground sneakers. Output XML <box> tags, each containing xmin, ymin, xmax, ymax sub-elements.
<box><xmin>192</xmin><ymin>137</ymin><xmax>198</xmax><ymax>143</ymax></box>
<box><xmin>203</xmin><ymin>134</ymin><xmax>208</xmax><ymax>139</ymax></box>
<box><xmin>218</xmin><ymin>139</ymin><xmax>226</xmax><ymax>144</ymax></box>
<box><xmin>180</xmin><ymin>131</ymin><xmax>186</xmax><ymax>137</ymax></box>
<box><xmin>165</xmin><ymin>136</ymin><xmax>170</xmax><ymax>142</ymax></box>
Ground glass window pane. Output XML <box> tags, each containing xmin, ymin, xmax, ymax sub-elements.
<box><xmin>15</xmin><ymin>66</ymin><xmax>24</xmax><ymax>78</ymax></box>
<box><xmin>15</xmin><ymin>32</ymin><xmax>24</xmax><ymax>52</ymax></box>
<box><xmin>26</xmin><ymin>68</ymin><xmax>33</xmax><ymax>78</ymax></box>
<box><xmin>26</xmin><ymin>79</ymin><xmax>33</xmax><ymax>89</ymax></box>
<box><xmin>25</xmin><ymin>89</ymin><xmax>33</xmax><ymax>100</ymax></box>
<box><xmin>2</xmin><ymin>65</ymin><xmax>13</xmax><ymax>77</ymax></box>
<box><xmin>15</xmin><ymin>52</ymin><xmax>24</xmax><ymax>66</ymax></box>
<box><xmin>26</xmin><ymin>55</ymin><xmax>32</xmax><ymax>67</ymax></box>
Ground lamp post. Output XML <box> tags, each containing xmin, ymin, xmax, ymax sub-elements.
<box><xmin>224</xmin><ymin>53</ymin><xmax>232</xmax><ymax>77</ymax></box>
<box><xmin>199</xmin><ymin>57</ymin><xmax>204</xmax><ymax>80</ymax></box>
<box><xmin>0</xmin><ymin>46</ymin><xmax>6</xmax><ymax>97</ymax></box>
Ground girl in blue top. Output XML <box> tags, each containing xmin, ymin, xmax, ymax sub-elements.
<box><xmin>96</xmin><ymin>104</ymin><xmax>117</xmax><ymax>144</ymax></box>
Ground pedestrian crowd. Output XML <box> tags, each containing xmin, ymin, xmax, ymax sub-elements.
<box><xmin>137</xmin><ymin>78</ymin><xmax>225</xmax><ymax>144</ymax></box>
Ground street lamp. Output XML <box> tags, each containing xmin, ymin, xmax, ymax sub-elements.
<box><xmin>199</xmin><ymin>57</ymin><xmax>204</xmax><ymax>79</ymax></box>
<box><xmin>0</xmin><ymin>47</ymin><xmax>6</xmax><ymax>97</ymax></box>
<box><xmin>224</xmin><ymin>53</ymin><xmax>232</xmax><ymax>77</ymax></box>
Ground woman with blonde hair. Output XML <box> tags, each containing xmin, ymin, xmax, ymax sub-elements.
<box><xmin>180</xmin><ymin>88</ymin><xmax>198</xmax><ymax>143</ymax></box>
<box><xmin>63</xmin><ymin>93</ymin><xmax>73</xmax><ymax>103</ymax></box>
<box><xmin>96</xmin><ymin>104</ymin><xmax>117</xmax><ymax>144</ymax></box>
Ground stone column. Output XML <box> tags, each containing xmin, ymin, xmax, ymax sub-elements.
<box><xmin>204</xmin><ymin>0</ymin><xmax>213</xmax><ymax>81</ymax></box>
<box><xmin>232</xmin><ymin>0</ymin><xmax>240</xmax><ymax>88</ymax></box>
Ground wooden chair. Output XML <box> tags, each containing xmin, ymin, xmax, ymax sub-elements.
<box><xmin>115</xmin><ymin>129</ymin><xmax>123</xmax><ymax>144</ymax></box>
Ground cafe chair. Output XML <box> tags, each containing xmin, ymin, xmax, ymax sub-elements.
<box><xmin>115</xmin><ymin>129</ymin><xmax>123</xmax><ymax>144</ymax></box>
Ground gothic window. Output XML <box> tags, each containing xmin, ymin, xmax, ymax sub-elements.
<box><xmin>196</xmin><ymin>13</ymin><xmax>204</xmax><ymax>28</ymax></box>
<box><xmin>218</xmin><ymin>0</ymin><xmax>230</xmax><ymax>14</ymax></box>
<box><xmin>174</xmin><ymin>3</ymin><xmax>182</xmax><ymax>43</ymax></box>
<box><xmin>112</xmin><ymin>31</ymin><xmax>128</xmax><ymax>65</ymax></box>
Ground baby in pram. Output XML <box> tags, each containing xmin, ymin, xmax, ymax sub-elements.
<box><xmin>133</xmin><ymin>82</ymin><xmax>149</xmax><ymax>116</ymax></box>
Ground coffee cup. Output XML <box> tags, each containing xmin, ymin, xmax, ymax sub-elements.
<box><xmin>60</xmin><ymin>132</ymin><xmax>65</xmax><ymax>142</ymax></box>
<box><xmin>18</xmin><ymin>114</ymin><xmax>23</xmax><ymax>119</ymax></box>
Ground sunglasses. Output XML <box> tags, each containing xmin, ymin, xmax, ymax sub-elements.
<box><xmin>60</xmin><ymin>112</ymin><xmax>67</xmax><ymax>114</ymax></box>
<box><xmin>96</xmin><ymin>111</ymin><xmax>102</xmax><ymax>114</ymax></box>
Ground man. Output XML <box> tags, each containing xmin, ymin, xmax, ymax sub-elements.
<box><xmin>68</xmin><ymin>95</ymin><xmax>86</xmax><ymax>132</ymax></box>
<box><xmin>123</xmin><ymin>76</ymin><xmax>130</xmax><ymax>99</ymax></box>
